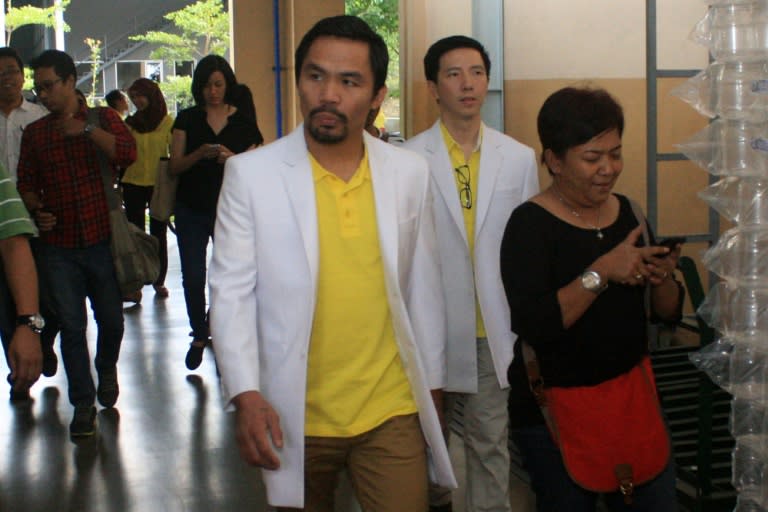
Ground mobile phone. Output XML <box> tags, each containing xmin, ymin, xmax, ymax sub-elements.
<box><xmin>658</xmin><ymin>236</ymin><xmax>686</xmax><ymax>250</ymax></box>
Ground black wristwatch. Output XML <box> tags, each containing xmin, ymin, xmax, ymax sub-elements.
<box><xmin>17</xmin><ymin>314</ymin><xmax>45</xmax><ymax>334</ymax></box>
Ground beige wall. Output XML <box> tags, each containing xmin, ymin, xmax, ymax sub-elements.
<box><xmin>230</xmin><ymin>0</ymin><xmax>345</xmax><ymax>143</ymax></box>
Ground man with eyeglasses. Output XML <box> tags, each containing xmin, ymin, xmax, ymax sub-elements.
<box><xmin>16</xmin><ymin>50</ymin><xmax>135</xmax><ymax>437</ymax></box>
<box><xmin>405</xmin><ymin>36</ymin><xmax>539</xmax><ymax>512</ymax></box>
<box><xmin>0</xmin><ymin>46</ymin><xmax>55</xmax><ymax>402</ymax></box>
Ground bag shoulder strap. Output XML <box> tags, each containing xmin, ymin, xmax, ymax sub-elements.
<box><xmin>628</xmin><ymin>198</ymin><xmax>649</xmax><ymax>246</ymax></box>
<box><xmin>627</xmin><ymin>198</ymin><xmax>652</xmax><ymax>317</ymax></box>
<box><xmin>87</xmin><ymin>107</ymin><xmax>119</xmax><ymax>211</ymax></box>
<box><xmin>521</xmin><ymin>341</ymin><xmax>558</xmax><ymax>442</ymax></box>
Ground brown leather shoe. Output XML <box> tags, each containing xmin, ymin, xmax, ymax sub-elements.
<box><xmin>153</xmin><ymin>284</ymin><xmax>169</xmax><ymax>298</ymax></box>
<box><xmin>122</xmin><ymin>290</ymin><xmax>142</xmax><ymax>304</ymax></box>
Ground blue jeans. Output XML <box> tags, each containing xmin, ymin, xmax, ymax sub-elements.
<box><xmin>174</xmin><ymin>203</ymin><xmax>215</xmax><ymax>341</ymax></box>
<box><xmin>512</xmin><ymin>424</ymin><xmax>678</xmax><ymax>512</ymax></box>
<box><xmin>39</xmin><ymin>241</ymin><xmax>123</xmax><ymax>406</ymax></box>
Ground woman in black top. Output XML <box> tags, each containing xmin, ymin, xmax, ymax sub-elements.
<box><xmin>169</xmin><ymin>55</ymin><xmax>263</xmax><ymax>370</ymax></box>
<box><xmin>500</xmin><ymin>87</ymin><xmax>682</xmax><ymax>511</ymax></box>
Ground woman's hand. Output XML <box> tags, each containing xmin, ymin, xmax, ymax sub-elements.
<box><xmin>217</xmin><ymin>144</ymin><xmax>235</xmax><ymax>164</ymax></box>
<box><xmin>593</xmin><ymin>225</ymin><xmax>669</xmax><ymax>286</ymax></box>
<box><xmin>645</xmin><ymin>242</ymin><xmax>682</xmax><ymax>287</ymax></box>
<box><xmin>197</xmin><ymin>143</ymin><xmax>221</xmax><ymax>160</ymax></box>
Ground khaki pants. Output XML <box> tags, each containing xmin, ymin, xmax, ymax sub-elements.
<box><xmin>279</xmin><ymin>413</ymin><xmax>428</xmax><ymax>512</ymax></box>
<box><xmin>430</xmin><ymin>338</ymin><xmax>512</xmax><ymax>512</ymax></box>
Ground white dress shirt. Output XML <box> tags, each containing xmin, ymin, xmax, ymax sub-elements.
<box><xmin>0</xmin><ymin>98</ymin><xmax>47</xmax><ymax>181</ymax></box>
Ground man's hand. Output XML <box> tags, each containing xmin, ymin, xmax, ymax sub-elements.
<box><xmin>8</xmin><ymin>326</ymin><xmax>42</xmax><ymax>392</ymax></box>
<box><xmin>33</xmin><ymin>210</ymin><xmax>57</xmax><ymax>231</ymax></box>
<box><xmin>233</xmin><ymin>390</ymin><xmax>284</xmax><ymax>470</ymax></box>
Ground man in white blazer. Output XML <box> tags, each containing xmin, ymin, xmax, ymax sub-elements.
<box><xmin>404</xmin><ymin>36</ymin><xmax>539</xmax><ymax>512</ymax></box>
<box><xmin>209</xmin><ymin>16</ymin><xmax>456</xmax><ymax>510</ymax></box>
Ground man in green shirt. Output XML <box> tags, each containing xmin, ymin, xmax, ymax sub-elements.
<box><xmin>0</xmin><ymin>163</ymin><xmax>43</xmax><ymax>399</ymax></box>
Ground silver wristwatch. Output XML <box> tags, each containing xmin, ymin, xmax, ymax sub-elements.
<box><xmin>17</xmin><ymin>313</ymin><xmax>45</xmax><ymax>334</ymax></box>
<box><xmin>581</xmin><ymin>270</ymin><xmax>608</xmax><ymax>294</ymax></box>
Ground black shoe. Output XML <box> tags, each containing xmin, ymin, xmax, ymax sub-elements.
<box><xmin>97</xmin><ymin>368</ymin><xmax>119</xmax><ymax>408</ymax></box>
<box><xmin>70</xmin><ymin>404</ymin><xmax>96</xmax><ymax>437</ymax></box>
<box><xmin>42</xmin><ymin>345</ymin><xmax>57</xmax><ymax>377</ymax></box>
<box><xmin>9</xmin><ymin>387</ymin><xmax>31</xmax><ymax>402</ymax></box>
<box><xmin>185</xmin><ymin>340</ymin><xmax>207</xmax><ymax>370</ymax></box>
<box><xmin>7</xmin><ymin>374</ymin><xmax>31</xmax><ymax>402</ymax></box>
<box><xmin>429</xmin><ymin>504</ymin><xmax>453</xmax><ymax>512</ymax></box>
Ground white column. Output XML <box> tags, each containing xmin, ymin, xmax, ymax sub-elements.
<box><xmin>0</xmin><ymin>1</ymin><xmax>6</xmax><ymax>47</ymax></box>
<box><xmin>54</xmin><ymin>0</ymin><xmax>65</xmax><ymax>50</ymax></box>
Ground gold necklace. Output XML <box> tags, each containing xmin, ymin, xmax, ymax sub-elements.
<box><xmin>553</xmin><ymin>187</ymin><xmax>604</xmax><ymax>239</ymax></box>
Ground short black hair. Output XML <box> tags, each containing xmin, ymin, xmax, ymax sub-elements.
<box><xmin>294</xmin><ymin>15</ymin><xmax>389</xmax><ymax>94</ymax></box>
<box><xmin>30</xmin><ymin>49</ymin><xmax>76</xmax><ymax>82</ymax></box>
<box><xmin>423</xmin><ymin>35</ymin><xmax>491</xmax><ymax>83</ymax></box>
<box><xmin>105</xmin><ymin>89</ymin><xmax>125</xmax><ymax>109</ymax></box>
<box><xmin>537</xmin><ymin>86</ymin><xmax>624</xmax><ymax>174</ymax></box>
<box><xmin>191</xmin><ymin>55</ymin><xmax>238</xmax><ymax>107</ymax></box>
<box><xmin>0</xmin><ymin>47</ymin><xmax>24</xmax><ymax>72</ymax></box>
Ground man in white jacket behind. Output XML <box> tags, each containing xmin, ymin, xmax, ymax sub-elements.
<box><xmin>209</xmin><ymin>15</ymin><xmax>456</xmax><ymax>511</ymax></box>
<box><xmin>405</xmin><ymin>36</ymin><xmax>539</xmax><ymax>512</ymax></box>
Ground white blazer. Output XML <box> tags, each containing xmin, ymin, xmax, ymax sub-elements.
<box><xmin>404</xmin><ymin>121</ymin><xmax>539</xmax><ymax>392</ymax></box>
<box><xmin>209</xmin><ymin>127</ymin><xmax>457</xmax><ymax>508</ymax></box>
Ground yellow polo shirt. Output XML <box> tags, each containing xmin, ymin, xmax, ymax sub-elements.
<box><xmin>440</xmin><ymin>121</ymin><xmax>487</xmax><ymax>338</ymax></box>
<box><xmin>304</xmin><ymin>151</ymin><xmax>417</xmax><ymax>437</ymax></box>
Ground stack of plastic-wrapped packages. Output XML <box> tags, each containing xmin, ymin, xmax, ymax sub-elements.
<box><xmin>672</xmin><ymin>1</ymin><xmax>768</xmax><ymax>510</ymax></box>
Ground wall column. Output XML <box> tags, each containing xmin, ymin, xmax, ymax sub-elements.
<box><xmin>230</xmin><ymin>0</ymin><xmax>344</xmax><ymax>142</ymax></box>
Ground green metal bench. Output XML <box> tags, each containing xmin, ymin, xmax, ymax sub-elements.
<box><xmin>650</xmin><ymin>256</ymin><xmax>736</xmax><ymax>511</ymax></box>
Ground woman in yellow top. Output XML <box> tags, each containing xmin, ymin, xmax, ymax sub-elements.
<box><xmin>122</xmin><ymin>78</ymin><xmax>174</xmax><ymax>301</ymax></box>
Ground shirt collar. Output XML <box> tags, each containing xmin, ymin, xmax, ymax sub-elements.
<box><xmin>17</xmin><ymin>98</ymin><xmax>32</xmax><ymax>112</ymax></box>
<box><xmin>310</xmin><ymin>147</ymin><xmax>370</xmax><ymax>185</ymax></box>
<box><xmin>439</xmin><ymin>120</ymin><xmax>483</xmax><ymax>154</ymax></box>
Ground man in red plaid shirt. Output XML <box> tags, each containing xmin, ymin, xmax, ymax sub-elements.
<box><xmin>17</xmin><ymin>50</ymin><xmax>136</xmax><ymax>438</ymax></box>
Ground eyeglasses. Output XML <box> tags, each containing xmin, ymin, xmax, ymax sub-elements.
<box><xmin>454</xmin><ymin>164</ymin><xmax>472</xmax><ymax>209</ymax></box>
<box><xmin>0</xmin><ymin>68</ymin><xmax>21</xmax><ymax>78</ymax></box>
<box><xmin>33</xmin><ymin>78</ymin><xmax>62</xmax><ymax>95</ymax></box>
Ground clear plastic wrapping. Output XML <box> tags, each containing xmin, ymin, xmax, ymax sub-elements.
<box><xmin>697</xmin><ymin>281</ymin><xmax>768</xmax><ymax>335</ymax></box>
<box><xmin>690</xmin><ymin>1</ymin><xmax>768</xmax><ymax>61</ymax></box>
<box><xmin>670</xmin><ymin>61</ymin><xmax>768</xmax><ymax>121</ymax></box>
<box><xmin>699</xmin><ymin>177</ymin><xmax>768</xmax><ymax>224</ymax></box>
<box><xmin>676</xmin><ymin>119</ymin><xmax>768</xmax><ymax>176</ymax></box>
<box><xmin>703</xmin><ymin>225</ymin><xmax>768</xmax><ymax>283</ymax></box>
<box><xmin>684</xmin><ymin>4</ymin><xmax>768</xmax><ymax>509</ymax></box>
